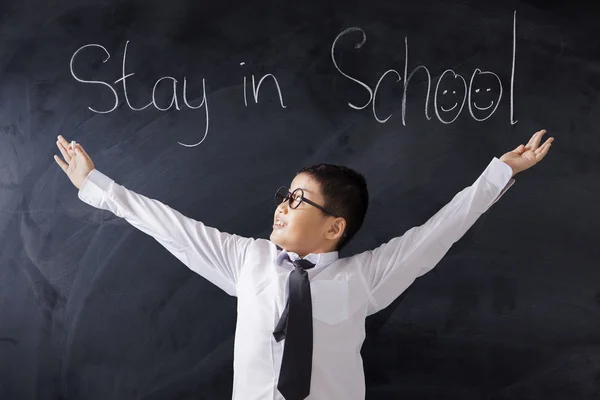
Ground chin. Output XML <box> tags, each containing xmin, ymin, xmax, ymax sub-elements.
<box><xmin>270</xmin><ymin>232</ymin><xmax>289</xmax><ymax>250</ymax></box>
<box><xmin>270</xmin><ymin>232</ymin><xmax>281</xmax><ymax>245</ymax></box>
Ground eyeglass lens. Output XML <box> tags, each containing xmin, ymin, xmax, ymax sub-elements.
<box><xmin>275</xmin><ymin>187</ymin><xmax>302</xmax><ymax>208</ymax></box>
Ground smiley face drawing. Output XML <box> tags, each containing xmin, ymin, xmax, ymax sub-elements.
<box><xmin>434</xmin><ymin>69</ymin><xmax>467</xmax><ymax>124</ymax></box>
<box><xmin>468</xmin><ymin>68</ymin><xmax>503</xmax><ymax>121</ymax></box>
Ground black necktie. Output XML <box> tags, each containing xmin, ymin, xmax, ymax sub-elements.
<box><xmin>273</xmin><ymin>256</ymin><xmax>316</xmax><ymax>400</ymax></box>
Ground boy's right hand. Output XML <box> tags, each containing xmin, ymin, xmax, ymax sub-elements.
<box><xmin>54</xmin><ymin>135</ymin><xmax>95</xmax><ymax>190</ymax></box>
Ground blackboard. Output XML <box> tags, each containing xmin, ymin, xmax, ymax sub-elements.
<box><xmin>1</xmin><ymin>0</ymin><xmax>599</xmax><ymax>398</ymax></box>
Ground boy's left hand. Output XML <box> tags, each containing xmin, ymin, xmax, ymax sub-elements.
<box><xmin>499</xmin><ymin>129</ymin><xmax>554</xmax><ymax>177</ymax></box>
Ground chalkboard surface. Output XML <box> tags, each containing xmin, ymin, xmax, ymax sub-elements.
<box><xmin>1</xmin><ymin>0</ymin><xmax>598</xmax><ymax>398</ymax></box>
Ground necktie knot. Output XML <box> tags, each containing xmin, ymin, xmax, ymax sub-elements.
<box><xmin>292</xmin><ymin>258</ymin><xmax>315</xmax><ymax>270</ymax></box>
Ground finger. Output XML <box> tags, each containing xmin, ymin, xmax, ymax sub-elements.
<box><xmin>525</xmin><ymin>129</ymin><xmax>545</xmax><ymax>150</ymax></box>
<box><xmin>57</xmin><ymin>135</ymin><xmax>72</xmax><ymax>151</ymax></box>
<box><xmin>53</xmin><ymin>154</ymin><xmax>69</xmax><ymax>173</ymax></box>
<box><xmin>531</xmin><ymin>129</ymin><xmax>546</xmax><ymax>151</ymax></box>
<box><xmin>56</xmin><ymin>140</ymin><xmax>72</xmax><ymax>163</ymax></box>
<box><xmin>75</xmin><ymin>143</ymin><xmax>91</xmax><ymax>160</ymax></box>
<box><xmin>535</xmin><ymin>142</ymin><xmax>552</xmax><ymax>160</ymax></box>
<box><xmin>536</xmin><ymin>146</ymin><xmax>549</xmax><ymax>161</ymax></box>
<box><xmin>524</xmin><ymin>131</ymin><xmax>538</xmax><ymax>149</ymax></box>
<box><xmin>535</xmin><ymin>137</ymin><xmax>554</xmax><ymax>154</ymax></box>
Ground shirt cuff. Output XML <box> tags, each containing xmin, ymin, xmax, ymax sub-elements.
<box><xmin>78</xmin><ymin>169</ymin><xmax>115</xmax><ymax>208</ymax></box>
<box><xmin>483</xmin><ymin>158</ymin><xmax>516</xmax><ymax>210</ymax></box>
<box><xmin>483</xmin><ymin>157</ymin><xmax>513</xmax><ymax>189</ymax></box>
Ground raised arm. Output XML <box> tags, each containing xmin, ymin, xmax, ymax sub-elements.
<box><xmin>355</xmin><ymin>129</ymin><xmax>554</xmax><ymax>315</ymax></box>
<box><xmin>357</xmin><ymin>157</ymin><xmax>515</xmax><ymax>316</ymax></box>
<box><xmin>54</xmin><ymin>136</ymin><xmax>254</xmax><ymax>296</ymax></box>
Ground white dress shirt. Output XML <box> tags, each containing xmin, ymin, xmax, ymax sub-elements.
<box><xmin>77</xmin><ymin>157</ymin><xmax>515</xmax><ymax>400</ymax></box>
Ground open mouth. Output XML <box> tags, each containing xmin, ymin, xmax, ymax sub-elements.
<box><xmin>273</xmin><ymin>221</ymin><xmax>287</xmax><ymax>229</ymax></box>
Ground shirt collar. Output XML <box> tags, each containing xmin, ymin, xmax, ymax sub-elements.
<box><xmin>274</xmin><ymin>244</ymin><xmax>339</xmax><ymax>269</ymax></box>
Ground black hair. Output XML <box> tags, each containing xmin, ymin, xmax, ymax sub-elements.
<box><xmin>295</xmin><ymin>164</ymin><xmax>368</xmax><ymax>252</ymax></box>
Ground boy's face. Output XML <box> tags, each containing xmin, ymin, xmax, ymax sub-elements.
<box><xmin>270</xmin><ymin>173</ymin><xmax>344</xmax><ymax>258</ymax></box>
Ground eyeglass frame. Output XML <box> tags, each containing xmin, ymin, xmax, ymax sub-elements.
<box><xmin>275</xmin><ymin>186</ymin><xmax>348</xmax><ymax>239</ymax></box>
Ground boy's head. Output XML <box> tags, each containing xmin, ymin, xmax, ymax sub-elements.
<box><xmin>270</xmin><ymin>163</ymin><xmax>368</xmax><ymax>258</ymax></box>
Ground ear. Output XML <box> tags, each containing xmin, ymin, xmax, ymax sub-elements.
<box><xmin>326</xmin><ymin>217</ymin><xmax>346</xmax><ymax>241</ymax></box>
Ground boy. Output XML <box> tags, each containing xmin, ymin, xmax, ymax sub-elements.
<box><xmin>54</xmin><ymin>130</ymin><xmax>553</xmax><ymax>400</ymax></box>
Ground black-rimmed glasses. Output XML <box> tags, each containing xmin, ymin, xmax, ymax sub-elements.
<box><xmin>275</xmin><ymin>186</ymin><xmax>339</xmax><ymax>217</ymax></box>
<box><xmin>275</xmin><ymin>187</ymin><xmax>348</xmax><ymax>239</ymax></box>
<box><xmin>275</xmin><ymin>186</ymin><xmax>347</xmax><ymax>237</ymax></box>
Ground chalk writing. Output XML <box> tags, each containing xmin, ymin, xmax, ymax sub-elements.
<box><xmin>241</xmin><ymin>63</ymin><xmax>287</xmax><ymax>108</ymax></box>
<box><xmin>511</xmin><ymin>10</ymin><xmax>518</xmax><ymax>124</ymax></box>
<box><xmin>434</xmin><ymin>69</ymin><xmax>467</xmax><ymax>124</ymax></box>
<box><xmin>70</xmin><ymin>11</ymin><xmax>520</xmax><ymax>147</ymax></box>
<box><xmin>468</xmin><ymin>68</ymin><xmax>502</xmax><ymax>122</ymax></box>
<box><xmin>70</xmin><ymin>41</ymin><xmax>212</xmax><ymax>147</ymax></box>
<box><xmin>69</xmin><ymin>44</ymin><xmax>118</xmax><ymax>114</ymax></box>
<box><xmin>331</xmin><ymin>11</ymin><xmax>519</xmax><ymax>126</ymax></box>
<box><xmin>180</xmin><ymin>77</ymin><xmax>209</xmax><ymax>147</ymax></box>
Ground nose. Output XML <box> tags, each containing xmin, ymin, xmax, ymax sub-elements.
<box><xmin>276</xmin><ymin>201</ymin><xmax>289</xmax><ymax>214</ymax></box>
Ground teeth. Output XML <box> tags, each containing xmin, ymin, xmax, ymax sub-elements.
<box><xmin>275</xmin><ymin>221</ymin><xmax>286</xmax><ymax>227</ymax></box>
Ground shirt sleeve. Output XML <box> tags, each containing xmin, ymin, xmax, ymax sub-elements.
<box><xmin>77</xmin><ymin>169</ymin><xmax>255</xmax><ymax>297</ymax></box>
<box><xmin>357</xmin><ymin>157</ymin><xmax>515</xmax><ymax>316</ymax></box>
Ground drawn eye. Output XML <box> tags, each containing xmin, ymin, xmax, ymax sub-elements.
<box><xmin>443</xmin><ymin>90</ymin><xmax>448</xmax><ymax>94</ymax></box>
<box><xmin>486</xmin><ymin>88</ymin><xmax>491</xmax><ymax>92</ymax></box>
<box><xmin>475</xmin><ymin>88</ymin><xmax>480</xmax><ymax>93</ymax></box>
<box><xmin>452</xmin><ymin>91</ymin><xmax>456</xmax><ymax>94</ymax></box>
